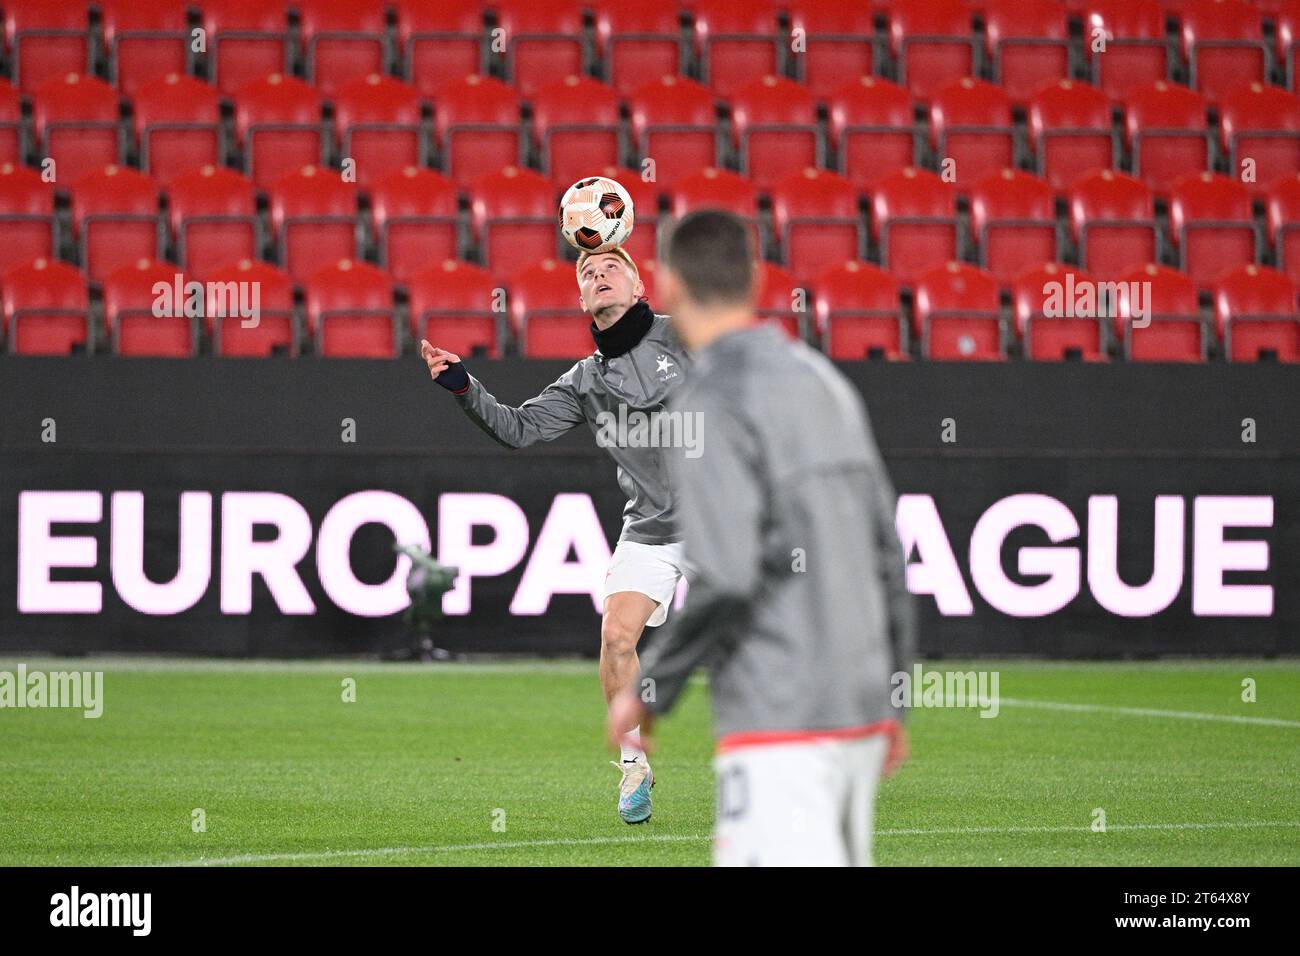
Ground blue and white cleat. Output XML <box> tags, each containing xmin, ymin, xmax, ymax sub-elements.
<box><xmin>612</xmin><ymin>756</ymin><xmax>654</xmax><ymax>824</ymax></box>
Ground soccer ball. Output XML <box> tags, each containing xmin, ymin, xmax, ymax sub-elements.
<box><xmin>559</xmin><ymin>177</ymin><xmax>635</xmax><ymax>253</ymax></box>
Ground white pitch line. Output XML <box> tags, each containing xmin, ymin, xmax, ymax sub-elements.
<box><xmin>150</xmin><ymin>821</ymin><xmax>1300</xmax><ymax>867</ymax></box>
<box><xmin>0</xmin><ymin>658</ymin><xmax>600</xmax><ymax>677</ymax></box>
<box><xmin>999</xmin><ymin>697</ymin><xmax>1300</xmax><ymax>728</ymax></box>
<box><xmin>153</xmin><ymin>834</ymin><xmax>708</xmax><ymax>867</ymax></box>
<box><xmin>879</xmin><ymin>821</ymin><xmax>1300</xmax><ymax>836</ymax></box>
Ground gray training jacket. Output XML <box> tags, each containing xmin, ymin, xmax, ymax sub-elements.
<box><xmin>452</xmin><ymin>310</ymin><xmax>692</xmax><ymax>545</ymax></box>
<box><xmin>638</xmin><ymin>323</ymin><xmax>917</xmax><ymax>741</ymax></box>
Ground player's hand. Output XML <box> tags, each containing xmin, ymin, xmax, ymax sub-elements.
<box><xmin>883</xmin><ymin>722</ymin><xmax>909</xmax><ymax>777</ymax></box>
<box><xmin>420</xmin><ymin>340</ymin><xmax>461</xmax><ymax>379</ymax></box>
<box><xmin>607</xmin><ymin>685</ymin><xmax>654</xmax><ymax>754</ymax></box>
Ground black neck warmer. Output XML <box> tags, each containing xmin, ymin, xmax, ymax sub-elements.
<box><xmin>591</xmin><ymin>300</ymin><xmax>654</xmax><ymax>358</ymax></box>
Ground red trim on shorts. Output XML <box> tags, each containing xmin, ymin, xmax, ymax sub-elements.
<box><xmin>715</xmin><ymin>718</ymin><xmax>898</xmax><ymax>754</ymax></box>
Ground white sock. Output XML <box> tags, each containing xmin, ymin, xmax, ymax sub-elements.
<box><xmin>620</xmin><ymin>725</ymin><xmax>644</xmax><ymax>763</ymax></box>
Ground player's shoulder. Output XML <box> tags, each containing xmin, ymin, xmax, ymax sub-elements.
<box><xmin>647</xmin><ymin>311</ymin><xmax>682</xmax><ymax>346</ymax></box>
<box><xmin>553</xmin><ymin>353</ymin><xmax>600</xmax><ymax>391</ymax></box>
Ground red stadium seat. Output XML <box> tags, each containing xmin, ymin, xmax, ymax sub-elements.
<box><xmin>888</xmin><ymin>0</ymin><xmax>976</xmax><ymax>101</ymax></box>
<box><xmin>814</xmin><ymin>260</ymin><xmax>907</xmax><ymax>359</ymax></box>
<box><xmin>202</xmin><ymin>0</ymin><xmax>290</xmax><ymax>96</ymax></box>
<box><xmin>693</xmin><ymin>0</ymin><xmax>782</xmax><ymax>98</ymax></box>
<box><xmin>1115</xmin><ymin>263</ymin><xmax>1207</xmax><ymax>361</ymax></box>
<box><xmin>913</xmin><ymin>261</ymin><xmax>1004</xmax><ymax>360</ymax></box>
<box><xmin>754</xmin><ymin>261</ymin><xmax>804</xmax><ymax>340</ymax></box>
<box><xmin>1168</xmin><ymin>173</ymin><xmax>1258</xmax><ymax>285</ymax></box>
<box><xmin>0</xmin><ymin>80</ymin><xmax>20</xmax><ymax>164</ymax></box>
<box><xmin>594</xmin><ymin>1</ymin><xmax>684</xmax><ymax>97</ymax></box>
<box><xmin>103</xmin><ymin>258</ymin><xmax>197</xmax><ymax>357</ymax></box>
<box><xmin>469</xmin><ymin>165</ymin><xmax>558</xmax><ymax>281</ymax></box>
<box><xmin>1179</xmin><ymin>0</ymin><xmax>1266</xmax><ymax>106</ymax></box>
<box><xmin>297</xmin><ymin>0</ymin><xmax>388</xmax><ymax>97</ymax></box>
<box><xmin>306</xmin><ymin>259</ymin><xmax>397</xmax><ymax>357</ymax></box>
<box><xmin>984</xmin><ymin>0</ymin><xmax>1070</xmax><ymax>104</ymax></box>
<box><xmin>1123</xmin><ymin>82</ymin><xmax>1210</xmax><ymax>193</ymax></box>
<box><xmin>1084</xmin><ymin>0</ymin><xmax>1171</xmax><ymax>101</ymax></box>
<box><xmin>1278</xmin><ymin>0</ymin><xmax>1300</xmax><ymax>91</ymax></box>
<box><xmin>668</xmin><ymin>167</ymin><xmax>763</xmax><ymax>257</ymax></box>
<box><xmin>1218</xmin><ymin>84</ymin><xmax>1300</xmax><ymax>197</ymax></box>
<box><xmin>969</xmin><ymin>169</ymin><xmax>1058</xmax><ymax>283</ymax></box>
<box><xmin>32</xmin><ymin>73</ymin><xmax>120</xmax><ymax>186</ymax></box>
<box><xmin>268</xmin><ymin>165</ymin><xmax>360</xmax><ymax>282</ymax></box>
<box><xmin>588</xmin><ymin>164</ymin><xmax>660</xmax><ymax>263</ymax></box>
<box><xmin>205</xmin><ymin>258</ymin><xmax>298</xmax><ymax>356</ymax></box>
<box><xmin>132</xmin><ymin>73</ymin><xmax>222</xmax><ymax>181</ymax></box>
<box><xmin>635</xmin><ymin>258</ymin><xmax>661</xmax><ymax>303</ymax></box>
<box><xmin>928</xmin><ymin>79</ymin><xmax>1014</xmax><ymax>187</ymax></box>
<box><xmin>369</xmin><ymin>166</ymin><xmax>459</xmax><ymax>283</ymax></box>
<box><xmin>1068</xmin><ymin>170</ymin><xmax>1157</xmax><ymax>279</ymax></box>
<box><xmin>431</xmin><ymin>75</ymin><xmax>523</xmax><ymax>186</ymax></box>
<box><xmin>407</xmin><ymin>258</ymin><xmax>502</xmax><ymax>357</ymax></box>
<box><xmin>827</xmin><ymin>77</ymin><xmax>916</xmax><ymax>191</ymax></box>
<box><xmin>166</xmin><ymin>164</ymin><xmax>259</xmax><ymax>279</ymax></box>
<box><xmin>0</xmin><ymin>163</ymin><xmax>55</xmax><ymax>274</ymax></box>
<box><xmin>99</xmin><ymin>0</ymin><xmax>189</xmax><ymax>96</ymax></box>
<box><xmin>1</xmin><ymin>257</ymin><xmax>90</xmax><ymax>354</ymax></box>
<box><xmin>769</xmin><ymin>167</ymin><xmax>864</xmax><ymax>284</ymax></box>
<box><xmin>1012</xmin><ymin>263</ymin><xmax>1108</xmax><ymax>361</ymax></box>
<box><xmin>531</xmin><ymin>76</ymin><xmax>622</xmax><ymax>188</ymax></box>
<box><xmin>395</xmin><ymin>1</ymin><xmax>484</xmax><ymax>98</ymax></box>
<box><xmin>333</xmin><ymin>74</ymin><xmax>425</xmax><ymax>188</ymax></box>
<box><xmin>5</xmin><ymin>0</ymin><xmax>90</xmax><ymax>93</ymax></box>
<box><xmin>869</xmin><ymin>167</ymin><xmax>959</xmax><ymax>282</ymax></box>
<box><xmin>730</xmin><ymin>75</ymin><xmax>821</xmax><ymax>189</ymax></box>
<box><xmin>1027</xmin><ymin>80</ymin><xmax>1115</xmax><ymax>192</ymax></box>
<box><xmin>497</xmin><ymin>0</ymin><xmax>586</xmax><ymax>98</ymax></box>
<box><xmin>787</xmin><ymin>0</ymin><xmax>878</xmax><ymax>99</ymax></box>
<box><xmin>234</xmin><ymin>74</ymin><xmax>326</xmax><ymax>190</ymax></box>
<box><xmin>628</xmin><ymin>76</ymin><xmax>719</xmax><ymax>191</ymax></box>
<box><xmin>70</xmin><ymin>165</ymin><xmax>160</xmax><ymax>282</ymax></box>
<box><xmin>1214</xmin><ymin>265</ymin><xmax>1300</xmax><ymax>361</ymax></box>
<box><xmin>511</xmin><ymin>257</ymin><xmax>588</xmax><ymax>358</ymax></box>
<box><xmin>1267</xmin><ymin>174</ymin><xmax>1300</xmax><ymax>284</ymax></box>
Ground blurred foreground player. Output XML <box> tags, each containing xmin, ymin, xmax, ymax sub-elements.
<box><xmin>608</xmin><ymin>210</ymin><xmax>916</xmax><ymax>865</ymax></box>
<box><xmin>421</xmin><ymin>247</ymin><xmax>689</xmax><ymax>824</ymax></box>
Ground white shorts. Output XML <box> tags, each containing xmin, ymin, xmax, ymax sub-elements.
<box><xmin>602</xmin><ymin>540</ymin><xmax>689</xmax><ymax>627</ymax></box>
<box><xmin>712</xmin><ymin>730</ymin><xmax>890</xmax><ymax>867</ymax></box>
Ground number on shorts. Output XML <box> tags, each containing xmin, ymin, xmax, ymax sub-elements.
<box><xmin>717</xmin><ymin>764</ymin><xmax>749</xmax><ymax>820</ymax></box>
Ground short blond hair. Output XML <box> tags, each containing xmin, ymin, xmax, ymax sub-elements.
<box><xmin>575</xmin><ymin>246</ymin><xmax>640</xmax><ymax>280</ymax></box>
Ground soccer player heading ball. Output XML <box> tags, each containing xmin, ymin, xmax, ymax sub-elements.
<box><xmin>420</xmin><ymin>180</ymin><xmax>686</xmax><ymax>825</ymax></box>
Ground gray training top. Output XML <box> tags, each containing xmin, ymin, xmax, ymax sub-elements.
<box><xmin>637</xmin><ymin>323</ymin><xmax>917</xmax><ymax>740</ymax></box>
<box><xmin>452</xmin><ymin>310</ymin><xmax>691</xmax><ymax>545</ymax></box>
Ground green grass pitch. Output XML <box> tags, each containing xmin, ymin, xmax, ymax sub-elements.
<box><xmin>1</xmin><ymin>657</ymin><xmax>1297</xmax><ymax>866</ymax></box>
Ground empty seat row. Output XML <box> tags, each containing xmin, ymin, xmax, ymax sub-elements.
<box><xmin>813</xmin><ymin>260</ymin><xmax>1299</xmax><ymax>364</ymax></box>
<box><xmin>8</xmin><ymin>0</ymin><xmax>1300</xmax><ymax>106</ymax></box>
<box><xmin>6</xmin><ymin>65</ymin><xmax>1297</xmax><ymax>207</ymax></box>
<box><xmin>5</xmin><ymin>252</ymin><xmax>1295</xmax><ymax>364</ymax></box>
<box><xmin>7</xmin><ymin>157</ymin><xmax>1300</xmax><ymax>302</ymax></box>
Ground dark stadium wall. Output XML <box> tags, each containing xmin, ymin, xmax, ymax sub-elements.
<box><xmin>1</xmin><ymin>356</ymin><xmax>1298</xmax><ymax>658</ymax></box>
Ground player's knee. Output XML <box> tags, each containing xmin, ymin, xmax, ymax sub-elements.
<box><xmin>600</xmin><ymin>612</ymin><xmax>642</xmax><ymax>655</ymax></box>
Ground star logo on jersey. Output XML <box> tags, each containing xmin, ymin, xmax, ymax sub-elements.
<box><xmin>655</xmin><ymin>354</ymin><xmax>677</xmax><ymax>382</ymax></box>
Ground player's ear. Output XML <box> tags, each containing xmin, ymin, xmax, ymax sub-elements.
<box><xmin>633</xmin><ymin>278</ymin><xmax>645</xmax><ymax>301</ymax></box>
<box><xmin>578</xmin><ymin>293</ymin><xmax>589</xmax><ymax>314</ymax></box>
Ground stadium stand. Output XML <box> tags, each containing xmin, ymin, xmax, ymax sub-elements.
<box><xmin>0</xmin><ymin>0</ymin><xmax>1289</xmax><ymax>361</ymax></box>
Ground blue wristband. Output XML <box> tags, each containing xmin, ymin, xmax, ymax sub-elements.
<box><xmin>435</xmin><ymin>362</ymin><xmax>470</xmax><ymax>394</ymax></box>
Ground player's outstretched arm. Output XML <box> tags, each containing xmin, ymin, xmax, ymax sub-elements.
<box><xmin>420</xmin><ymin>339</ymin><xmax>585</xmax><ymax>449</ymax></box>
